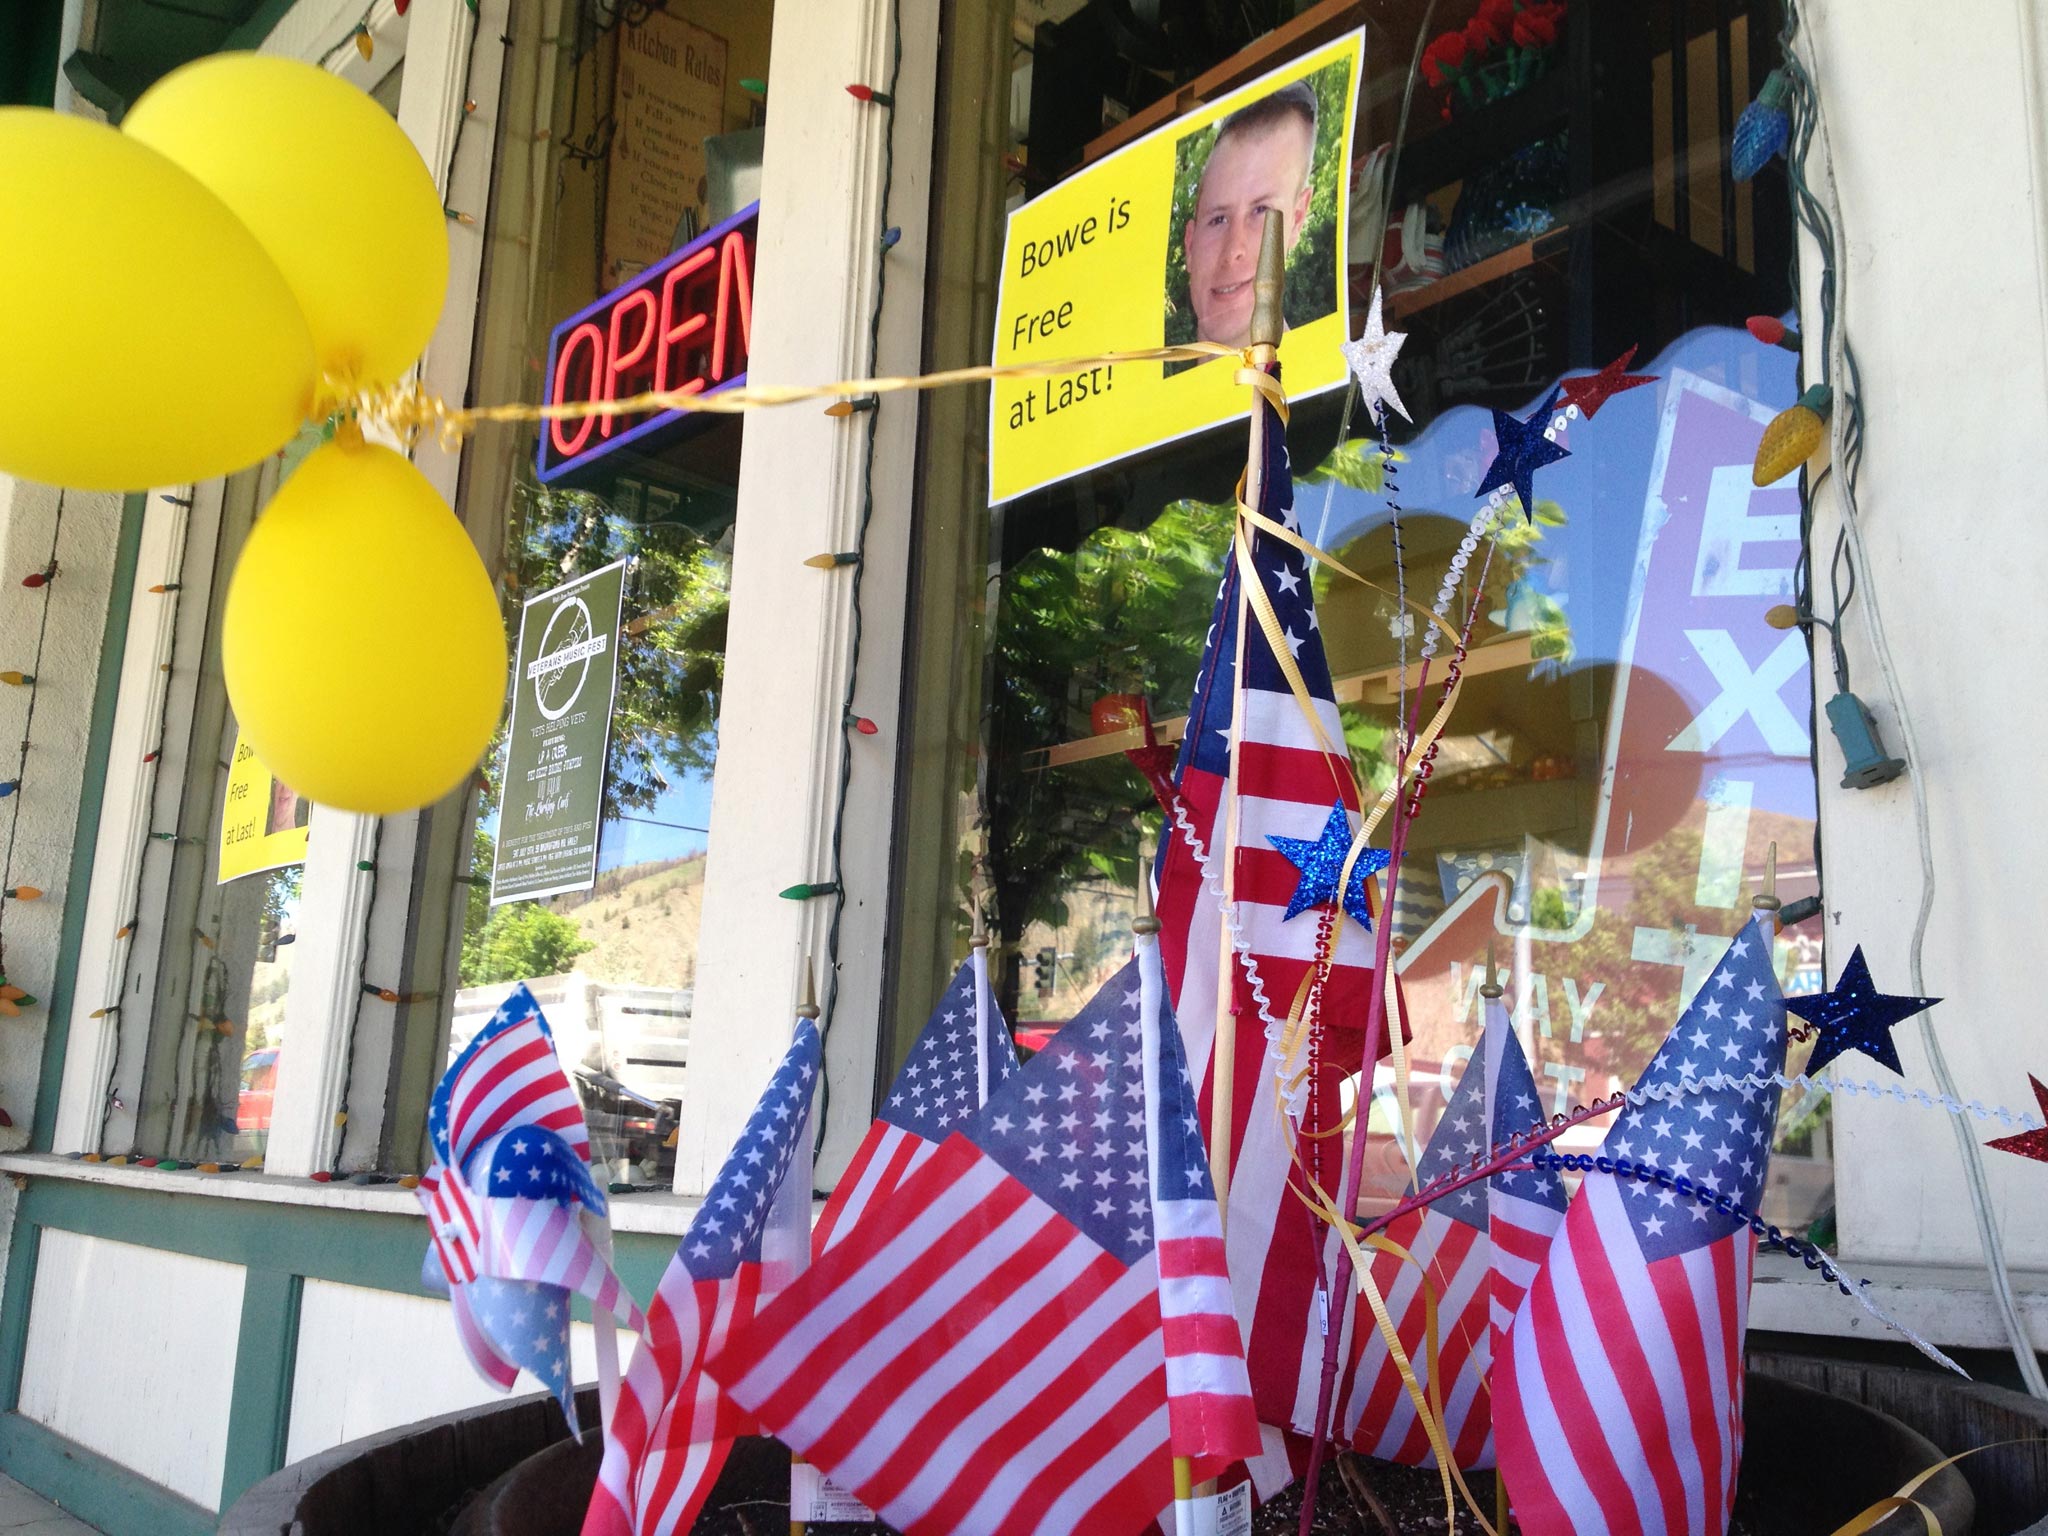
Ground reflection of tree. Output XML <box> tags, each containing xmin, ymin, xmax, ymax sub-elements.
<box><xmin>461</xmin><ymin>827</ymin><xmax>595</xmax><ymax>986</ymax></box>
<box><xmin>504</xmin><ymin>480</ymin><xmax>732</xmax><ymax>814</ymax></box>
<box><xmin>986</xmin><ymin>441</ymin><xmax>1394</xmax><ymax>959</ymax></box>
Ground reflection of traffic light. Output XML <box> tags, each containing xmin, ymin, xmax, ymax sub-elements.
<box><xmin>1033</xmin><ymin>946</ymin><xmax>1056</xmax><ymax>995</ymax></box>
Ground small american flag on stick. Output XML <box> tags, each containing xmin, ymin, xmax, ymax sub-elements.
<box><xmin>1493</xmin><ymin>911</ymin><xmax>1787</xmax><ymax>1535</ymax></box>
<box><xmin>707</xmin><ymin>946</ymin><xmax>1259</xmax><ymax>1536</ymax></box>
<box><xmin>813</xmin><ymin>950</ymin><xmax>1015</xmax><ymax>1254</ymax></box>
<box><xmin>582</xmin><ymin>1015</ymin><xmax>820</xmax><ymax>1536</ymax></box>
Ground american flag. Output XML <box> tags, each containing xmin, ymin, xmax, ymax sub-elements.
<box><xmin>813</xmin><ymin>951</ymin><xmax>1015</xmax><ymax>1254</ymax></box>
<box><xmin>1153</xmin><ymin>376</ymin><xmax>1402</xmax><ymax>1436</ymax></box>
<box><xmin>582</xmin><ymin>1017</ymin><xmax>819</xmax><ymax>1536</ymax></box>
<box><xmin>418</xmin><ymin>1163</ymin><xmax>520</xmax><ymax>1392</ymax></box>
<box><xmin>432</xmin><ymin>984</ymin><xmax>590</xmax><ymax>1172</ymax></box>
<box><xmin>707</xmin><ymin>953</ymin><xmax>1261</xmax><ymax>1536</ymax></box>
<box><xmin>1339</xmin><ymin>989</ymin><xmax>1564</xmax><ymax>1466</ymax></box>
<box><xmin>417</xmin><ymin>985</ymin><xmax>637</xmax><ymax>1422</ymax></box>
<box><xmin>1493</xmin><ymin>913</ymin><xmax>1785</xmax><ymax>1536</ymax></box>
<box><xmin>1136</xmin><ymin>931</ymin><xmax>1263</xmax><ymax>1476</ymax></box>
<box><xmin>477</xmin><ymin>1127</ymin><xmax>646</xmax><ymax>1334</ymax></box>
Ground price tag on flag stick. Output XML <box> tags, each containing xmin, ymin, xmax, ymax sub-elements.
<box><xmin>789</xmin><ymin>1463</ymin><xmax>877</xmax><ymax>1523</ymax></box>
<box><xmin>1176</xmin><ymin>1482</ymin><xmax>1253</xmax><ymax>1536</ymax></box>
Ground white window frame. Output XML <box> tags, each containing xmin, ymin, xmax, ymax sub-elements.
<box><xmin>56</xmin><ymin>0</ymin><xmax>943</xmax><ymax>1199</ymax></box>
<box><xmin>53</xmin><ymin>0</ymin><xmax>508</xmax><ymax>1173</ymax></box>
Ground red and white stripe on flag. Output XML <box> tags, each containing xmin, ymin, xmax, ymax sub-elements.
<box><xmin>1493</xmin><ymin>1176</ymin><xmax>1752</xmax><ymax>1536</ymax></box>
<box><xmin>1338</xmin><ymin>1209</ymin><xmax>1493</xmax><ymax>1467</ymax></box>
<box><xmin>583</xmin><ymin>1265</ymin><xmax>763</xmax><ymax>1536</ymax></box>
<box><xmin>710</xmin><ymin>1141</ymin><xmax>1191</xmax><ymax>1536</ymax></box>
<box><xmin>814</xmin><ymin>1122</ymin><xmax>934</xmax><ymax>1256</ymax></box>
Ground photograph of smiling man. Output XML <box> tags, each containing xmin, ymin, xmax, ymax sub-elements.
<box><xmin>986</xmin><ymin>31</ymin><xmax>1358</xmax><ymax>504</ymax></box>
<box><xmin>1165</xmin><ymin>61</ymin><xmax>1347</xmax><ymax>364</ymax></box>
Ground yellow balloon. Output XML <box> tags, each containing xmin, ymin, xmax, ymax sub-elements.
<box><xmin>0</xmin><ymin>110</ymin><xmax>315</xmax><ymax>491</ymax></box>
<box><xmin>125</xmin><ymin>53</ymin><xmax>449</xmax><ymax>395</ymax></box>
<box><xmin>223</xmin><ymin>434</ymin><xmax>507</xmax><ymax>815</ymax></box>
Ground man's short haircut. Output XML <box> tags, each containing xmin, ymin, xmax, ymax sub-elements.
<box><xmin>1213</xmin><ymin>80</ymin><xmax>1318</xmax><ymax>158</ymax></box>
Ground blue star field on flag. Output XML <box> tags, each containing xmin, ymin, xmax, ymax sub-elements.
<box><xmin>1267</xmin><ymin>800</ymin><xmax>1391</xmax><ymax>929</ymax></box>
<box><xmin>1414</xmin><ymin>1031</ymin><xmax>1567</xmax><ymax>1231</ymax></box>
<box><xmin>1600</xmin><ymin>915</ymin><xmax>1787</xmax><ymax>1260</ymax></box>
<box><xmin>677</xmin><ymin>1018</ymin><xmax>821</xmax><ymax>1282</ymax></box>
<box><xmin>879</xmin><ymin>958</ymin><xmax>1017</xmax><ymax>1136</ymax></box>
<box><xmin>466</xmin><ymin>1275</ymin><xmax>575</xmax><ymax>1401</ymax></box>
<box><xmin>1474</xmin><ymin>388</ymin><xmax>1570</xmax><ymax>522</ymax></box>
<box><xmin>478</xmin><ymin>1125</ymin><xmax>609</xmax><ymax>1213</ymax></box>
<box><xmin>967</xmin><ymin>958</ymin><xmax>1155</xmax><ymax>1264</ymax></box>
<box><xmin>1174</xmin><ymin>427</ymin><xmax>1341</xmax><ymax>786</ymax></box>
<box><xmin>1784</xmin><ymin>945</ymin><xmax>1938</xmax><ymax>1077</ymax></box>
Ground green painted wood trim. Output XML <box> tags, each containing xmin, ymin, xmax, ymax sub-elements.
<box><xmin>10</xmin><ymin>1172</ymin><xmax>679</xmax><ymax>1303</ymax></box>
<box><xmin>32</xmin><ymin>492</ymin><xmax>147</xmax><ymax>1153</ymax></box>
<box><xmin>0</xmin><ymin>1220</ymin><xmax>39</xmax><ymax>1414</ymax></box>
<box><xmin>0</xmin><ymin>1411</ymin><xmax>213</xmax><ymax>1536</ymax></box>
<box><xmin>0</xmin><ymin>0</ymin><xmax>63</xmax><ymax>108</ymax></box>
<box><xmin>220</xmin><ymin>0</ymin><xmax>306</xmax><ymax>52</ymax></box>
<box><xmin>220</xmin><ymin>1267</ymin><xmax>300</xmax><ymax>1511</ymax></box>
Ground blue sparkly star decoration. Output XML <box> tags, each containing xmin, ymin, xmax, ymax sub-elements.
<box><xmin>1784</xmin><ymin>945</ymin><xmax>1940</xmax><ymax>1076</ymax></box>
<box><xmin>1474</xmin><ymin>388</ymin><xmax>1570</xmax><ymax>522</ymax></box>
<box><xmin>1267</xmin><ymin>801</ymin><xmax>1391</xmax><ymax>929</ymax></box>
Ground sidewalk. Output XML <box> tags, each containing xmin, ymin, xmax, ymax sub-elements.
<box><xmin>0</xmin><ymin>1476</ymin><xmax>100</xmax><ymax>1536</ymax></box>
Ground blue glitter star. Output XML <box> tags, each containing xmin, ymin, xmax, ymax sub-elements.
<box><xmin>1267</xmin><ymin>802</ymin><xmax>1391</xmax><ymax>929</ymax></box>
<box><xmin>1785</xmin><ymin>945</ymin><xmax>1940</xmax><ymax>1076</ymax></box>
<box><xmin>1475</xmin><ymin>388</ymin><xmax>1571</xmax><ymax>521</ymax></box>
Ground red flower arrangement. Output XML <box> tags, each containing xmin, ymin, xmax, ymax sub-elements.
<box><xmin>1423</xmin><ymin>0</ymin><xmax>1567</xmax><ymax>118</ymax></box>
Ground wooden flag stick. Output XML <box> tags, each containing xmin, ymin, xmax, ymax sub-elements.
<box><xmin>1209</xmin><ymin>211</ymin><xmax>1287</xmax><ymax>1228</ymax></box>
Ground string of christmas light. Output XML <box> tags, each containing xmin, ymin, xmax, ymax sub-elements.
<box><xmin>94</xmin><ymin>490</ymin><xmax>195</xmax><ymax>1154</ymax></box>
<box><xmin>332</xmin><ymin>822</ymin><xmax>385</xmax><ymax>1172</ymax></box>
<box><xmin>804</xmin><ymin>0</ymin><xmax>905</xmax><ymax>1156</ymax></box>
<box><xmin>0</xmin><ymin>491</ymin><xmax>67</xmax><ymax>1029</ymax></box>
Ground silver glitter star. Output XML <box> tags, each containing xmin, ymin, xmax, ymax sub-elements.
<box><xmin>1340</xmin><ymin>286</ymin><xmax>1409</xmax><ymax>426</ymax></box>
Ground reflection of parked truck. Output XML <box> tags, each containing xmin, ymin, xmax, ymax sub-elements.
<box><xmin>446</xmin><ymin>977</ymin><xmax>689</xmax><ymax>1185</ymax></box>
<box><xmin>238</xmin><ymin>1047</ymin><xmax>278</xmax><ymax>1133</ymax></box>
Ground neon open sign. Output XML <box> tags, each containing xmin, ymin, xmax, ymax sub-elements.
<box><xmin>536</xmin><ymin>201</ymin><xmax>758</xmax><ymax>483</ymax></box>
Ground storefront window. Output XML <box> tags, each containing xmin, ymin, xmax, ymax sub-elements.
<box><xmin>128</xmin><ymin>438</ymin><xmax>318</xmax><ymax>1166</ymax></box>
<box><xmin>903</xmin><ymin>0</ymin><xmax>1827</xmax><ymax>1235</ymax></box>
<box><xmin>388</xmin><ymin>0</ymin><xmax>772</xmax><ymax>1183</ymax></box>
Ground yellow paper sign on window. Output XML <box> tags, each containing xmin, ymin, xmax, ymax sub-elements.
<box><xmin>988</xmin><ymin>29</ymin><xmax>1363</xmax><ymax>505</ymax></box>
<box><xmin>218</xmin><ymin>730</ymin><xmax>311</xmax><ymax>885</ymax></box>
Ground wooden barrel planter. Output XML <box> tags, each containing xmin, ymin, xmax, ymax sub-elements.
<box><xmin>219</xmin><ymin>1363</ymin><xmax>2028</xmax><ymax>1536</ymax></box>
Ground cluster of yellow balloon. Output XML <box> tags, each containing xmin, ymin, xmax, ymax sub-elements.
<box><xmin>0</xmin><ymin>56</ymin><xmax>509</xmax><ymax>817</ymax></box>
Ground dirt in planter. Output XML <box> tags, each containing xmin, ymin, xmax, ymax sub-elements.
<box><xmin>1250</xmin><ymin>1454</ymin><xmax>1764</xmax><ymax>1536</ymax></box>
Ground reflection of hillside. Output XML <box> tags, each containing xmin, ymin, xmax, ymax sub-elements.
<box><xmin>551</xmin><ymin>854</ymin><xmax>705</xmax><ymax>992</ymax></box>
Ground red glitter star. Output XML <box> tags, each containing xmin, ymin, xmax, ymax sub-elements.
<box><xmin>1986</xmin><ymin>1076</ymin><xmax>2048</xmax><ymax>1165</ymax></box>
<box><xmin>1558</xmin><ymin>346</ymin><xmax>1658</xmax><ymax>418</ymax></box>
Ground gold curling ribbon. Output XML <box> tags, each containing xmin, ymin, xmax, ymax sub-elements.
<box><xmin>1825</xmin><ymin>1440</ymin><xmax>2047</xmax><ymax>1536</ymax></box>
<box><xmin>1365</xmin><ymin>1231</ymin><xmax>1499</xmax><ymax>1536</ymax></box>
<box><xmin>363</xmin><ymin>341</ymin><xmax>1247</xmax><ymax>448</ymax></box>
<box><xmin>1276</xmin><ymin>1147</ymin><xmax>1458</xmax><ymax>1531</ymax></box>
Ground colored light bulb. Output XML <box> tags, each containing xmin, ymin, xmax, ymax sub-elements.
<box><xmin>1753</xmin><ymin>384</ymin><xmax>1832</xmax><ymax>486</ymax></box>
<box><xmin>5</xmin><ymin>886</ymin><xmax>41</xmax><ymax>901</ymax></box>
<box><xmin>1731</xmin><ymin>69</ymin><xmax>1792</xmax><ymax>182</ymax></box>
<box><xmin>353</xmin><ymin>24</ymin><xmax>374</xmax><ymax>60</ymax></box>
<box><xmin>845</xmin><ymin>83</ymin><xmax>893</xmax><ymax>106</ymax></box>
<box><xmin>0</xmin><ymin>672</ymin><xmax>32</xmax><ymax>686</ymax></box>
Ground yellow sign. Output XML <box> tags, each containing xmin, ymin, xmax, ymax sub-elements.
<box><xmin>218</xmin><ymin>731</ymin><xmax>311</xmax><ymax>885</ymax></box>
<box><xmin>988</xmin><ymin>30</ymin><xmax>1363</xmax><ymax>505</ymax></box>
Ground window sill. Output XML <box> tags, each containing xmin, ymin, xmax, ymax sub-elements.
<box><xmin>0</xmin><ymin>1152</ymin><xmax>724</xmax><ymax>1238</ymax></box>
<box><xmin>1753</xmin><ymin>1249</ymin><xmax>2048</xmax><ymax>1351</ymax></box>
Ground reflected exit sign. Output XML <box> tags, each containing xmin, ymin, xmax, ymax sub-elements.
<box><xmin>536</xmin><ymin>201</ymin><xmax>757</xmax><ymax>483</ymax></box>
